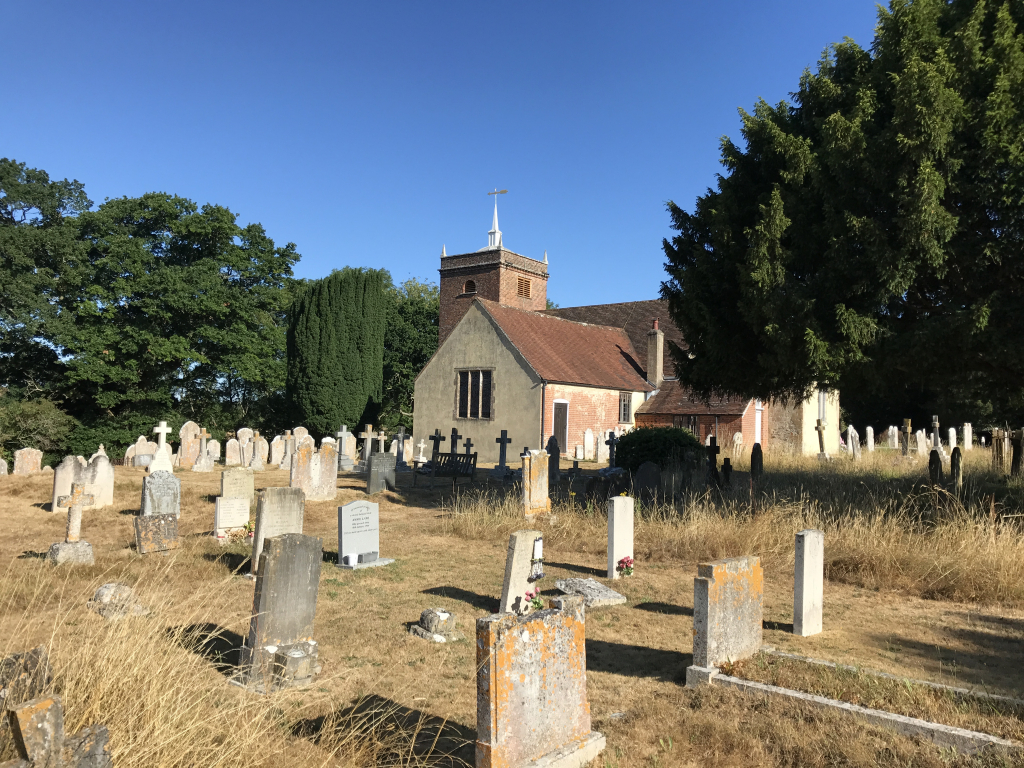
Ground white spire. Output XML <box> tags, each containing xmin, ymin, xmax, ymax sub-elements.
<box><xmin>543</xmin><ymin>250</ymin><xmax>548</xmax><ymax>264</ymax></box>
<box><xmin>441</xmin><ymin>244</ymin><xmax>447</xmax><ymax>257</ymax></box>
<box><xmin>488</xmin><ymin>196</ymin><xmax>502</xmax><ymax>249</ymax></box>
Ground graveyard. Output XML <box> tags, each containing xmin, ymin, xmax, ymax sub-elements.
<box><xmin>1</xmin><ymin>431</ymin><xmax>1023</xmax><ymax>768</ymax></box>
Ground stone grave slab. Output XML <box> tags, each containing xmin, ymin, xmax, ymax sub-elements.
<box><xmin>215</xmin><ymin>497</ymin><xmax>250</xmax><ymax>540</ymax></box>
<box><xmin>555</xmin><ymin>577</ymin><xmax>626</xmax><ymax>608</ymax></box>
<box><xmin>221</xmin><ymin>467</ymin><xmax>255</xmax><ymax>502</ymax></box>
<box><xmin>251</xmin><ymin>487</ymin><xmax>305</xmax><ymax>575</ymax></box>
<box><xmin>134</xmin><ymin>514</ymin><xmax>180</xmax><ymax>555</ymax></box>
<box><xmin>409</xmin><ymin>608</ymin><xmax>462</xmax><ymax>642</ymax></box>
<box><xmin>13</xmin><ymin>448</ymin><xmax>42</xmax><ymax>475</ymax></box>
<box><xmin>337</xmin><ymin>499</ymin><xmax>394</xmax><ymax>569</ymax></box>
<box><xmin>366</xmin><ymin>452</ymin><xmax>397</xmax><ymax>495</ymax></box>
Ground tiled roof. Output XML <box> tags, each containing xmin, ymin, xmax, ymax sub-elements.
<box><xmin>476</xmin><ymin>299</ymin><xmax>653</xmax><ymax>392</ymax></box>
<box><xmin>635</xmin><ymin>379</ymin><xmax>752</xmax><ymax>416</ymax></box>
<box><xmin>541</xmin><ymin>300</ymin><xmax>686</xmax><ymax>381</ymax></box>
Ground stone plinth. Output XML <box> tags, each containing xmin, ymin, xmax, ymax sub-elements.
<box><xmin>46</xmin><ymin>541</ymin><xmax>94</xmax><ymax>566</ymax></box>
<box><xmin>794</xmin><ymin>529</ymin><xmax>824</xmax><ymax>637</ymax></box>
<box><xmin>555</xmin><ymin>578</ymin><xmax>626</xmax><ymax>608</ymax></box>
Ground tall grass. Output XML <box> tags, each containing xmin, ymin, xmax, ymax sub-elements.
<box><xmin>439</xmin><ymin>449</ymin><xmax>1024</xmax><ymax>606</ymax></box>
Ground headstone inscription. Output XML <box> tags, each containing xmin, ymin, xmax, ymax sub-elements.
<box><xmin>337</xmin><ymin>499</ymin><xmax>394</xmax><ymax>569</ymax></box>
<box><xmin>13</xmin><ymin>447</ymin><xmax>43</xmax><ymax>475</ymax></box>
<box><xmin>251</xmin><ymin>487</ymin><xmax>305</xmax><ymax>575</ymax></box>
<box><xmin>475</xmin><ymin>596</ymin><xmax>605</xmax><ymax>768</ymax></box>
<box><xmin>134</xmin><ymin>514</ymin><xmax>180</xmax><ymax>555</ymax></box>
<box><xmin>521</xmin><ymin>450</ymin><xmax>550</xmax><ymax>515</ymax></box>
<box><xmin>47</xmin><ymin>483</ymin><xmax>95</xmax><ymax>565</ymax></box>
<box><xmin>215</xmin><ymin>497</ymin><xmax>250</xmax><ymax>540</ymax></box>
<box><xmin>235</xmin><ymin>533</ymin><xmax>323</xmax><ymax>693</ymax></box>
<box><xmin>366</xmin><ymin>452</ymin><xmax>397</xmax><ymax>495</ymax></box>
<box><xmin>499</xmin><ymin>529</ymin><xmax>545</xmax><ymax>615</ymax></box>
<box><xmin>221</xmin><ymin>467</ymin><xmax>255</xmax><ymax>502</ymax></box>
<box><xmin>794</xmin><ymin>530</ymin><xmax>824</xmax><ymax>637</ymax></box>
<box><xmin>140</xmin><ymin>470</ymin><xmax>181</xmax><ymax>518</ymax></box>
<box><xmin>607</xmin><ymin>496</ymin><xmax>634</xmax><ymax>580</ymax></box>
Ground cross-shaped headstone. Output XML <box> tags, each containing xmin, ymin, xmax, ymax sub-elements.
<box><xmin>707</xmin><ymin>436</ymin><xmax>722</xmax><ymax>485</ymax></box>
<box><xmin>358</xmin><ymin>424</ymin><xmax>377</xmax><ymax>461</ymax></box>
<box><xmin>57</xmin><ymin>483</ymin><xmax>94</xmax><ymax>543</ymax></box>
<box><xmin>495</xmin><ymin>430</ymin><xmax>512</xmax><ymax>469</ymax></box>
<box><xmin>199</xmin><ymin>427</ymin><xmax>211</xmax><ymax>457</ymax></box>
<box><xmin>450</xmin><ymin>427</ymin><xmax>462</xmax><ymax>456</ymax></box>
<box><xmin>605</xmin><ymin>431</ymin><xmax>619</xmax><ymax>467</ymax></box>
<box><xmin>253</xmin><ymin>430</ymin><xmax>261</xmax><ymax>441</ymax></box>
<box><xmin>931</xmin><ymin>414</ymin><xmax>940</xmax><ymax>448</ymax></box>
<box><xmin>377</xmin><ymin>431</ymin><xmax>387</xmax><ymax>454</ymax></box>
<box><xmin>901</xmin><ymin>418</ymin><xmax>912</xmax><ymax>456</ymax></box>
<box><xmin>463</xmin><ymin>438</ymin><xmax>474</xmax><ymax>455</ymax></box>
<box><xmin>428</xmin><ymin>429</ymin><xmax>446</xmax><ymax>457</ymax></box>
<box><xmin>416</xmin><ymin>439</ymin><xmax>427</xmax><ymax>461</ymax></box>
<box><xmin>153</xmin><ymin>421</ymin><xmax>171</xmax><ymax>448</ymax></box>
<box><xmin>815</xmin><ymin>419</ymin><xmax>827</xmax><ymax>455</ymax></box>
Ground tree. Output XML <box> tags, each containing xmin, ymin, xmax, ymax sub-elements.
<box><xmin>286</xmin><ymin>268</ymin><xmax>389</xmax><ymax>436</ymax></box>
<box><xmin>661</xmin><ymin>0</ymin><xmax>1024</xmax><ymax>426</ymax></box>
<box><xmin>380</xmin><ymin>278</ymin><xmax>439</xmax><ymax>430</ymax></box>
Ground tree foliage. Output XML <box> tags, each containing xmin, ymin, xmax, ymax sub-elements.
<box><xmin>662</xmin><ymin>0</ymin><xmax>1024</xmax><ymax>426</ymax></box>
<box><xmin>286</xmin><ymin>268</ymin><xmax>389</xmax><ymax>437</ymax></box>
<box><xmin>380</xmin><ymin>278</ymin><xmax>439</xmax><ymax>431</ymax></box>
<box><xmin>615</xmin><ymin>426</ymin><xmax>701</xmax><ymax>473</ymax></box>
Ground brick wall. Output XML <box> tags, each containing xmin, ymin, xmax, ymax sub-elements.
<box><xmin>542</xmin><ymin>383</ymin><xmax>633</xmax><ymax>456</ymax></box>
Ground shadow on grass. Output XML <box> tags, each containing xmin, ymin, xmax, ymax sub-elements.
<box><xmin>292</xmin><ymin>693</ymin><xmax>475</xmax><ymax>768</ymax></box>
<box><xmin>201</xmin><ymin>551</ymin><xmax>250</xmax><ymax>575</ymax></box>
<box><xmin>634</xmin><ymin>601</ymin><xmax>693</xmax><ymax>617</ymax></box>
<box><xmin>546</xmin><ymin>561</ymin><xmax>604</xmax><ymax>578</ymax></box>
<box><xmin>170</xmin><ymin>622</ymin><xmax>244</xmax><ymax>676</ymax></box>
<box><xmin>17</xmin><ymin>551</ymin><xmax>47</xmax><ymax>560</ymax></box>
<box><xmin>421</xmin><ymin>586</ymin><xmax>498</xmax><ymax>614</ymax></box>
<box><xmin>322</xmin><ymin>550</ymin><xmax>339</xmax><ymax>565</ymax></box>
<box><xmin>764</xmin><ymin>619</ymin><xmax>795</xmax><ymax>633</ymax></box>
<box><xmin>586</xmin><ymin>638</ymin><xmax>690</xmax><ymax>682</ymax></box>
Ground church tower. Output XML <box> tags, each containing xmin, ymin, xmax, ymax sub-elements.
<box><xmin>437</xmin><ymin>197</ymin><xmax>548</xmax><ymax>344</ymax></box>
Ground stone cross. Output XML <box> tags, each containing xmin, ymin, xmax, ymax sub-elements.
<box><xmin>495</xmin><ymin>430</ymin><xmax>512</xmax><ymax>469</ymax></box>
<box><xmin>428</xmin><ymin>429</ymin><xmax>446</xmax><ymax>457</ymax></box>
<box><xmin>57</xmin><ymin>483</ymin><xmax>95</xmax><ymax>543</ymax></box>
<box><xmin>358</xmin><ymin>424</ymin><xmax>377</xmax><ymax>461</ymax></box>
<box><xmin>377</xmin><ymin>431</ymin><xmax>387</xmax><ymax>454</ymax></box>
<box><xmin>901</xmin><ymin>418</ymin><xmax>912</xmax><ymax>456</ymax></box>
<box><xmin>605</xmin><ymin>431</ymin><xmax>619</xmax><ymax>467</ymax></box>
<box><xmin>199</xmin><ymin>428</ymin><xmax>210</xmax><ymax>451</ymax></box>
<box><xmin>416</xmin><ymin>439</ymin><xmax>427</xmax><ymax>462</ymax></box>
<box><xmin>153</xmin><ymin>421</ymin><xmax>171</xmax><ymax>448</ymax></box>
<box><xmin>815</xmin><ymin>419</ymin><xmax>827</xmax><ymax>456</ymax></box>
<box><xmin>449</xmin><ymin>427</ymin><xmax>462</xmax><ymax>455</ymax></box>
<box><xmin>931</xmin><ymin>415</ymin><xmax>940</xmax><ymax>449</ymax></box>
<box><xmin>284</xmin><ymin>428</ymin><xmax>293</xmax><ymax>451</ymax></box>
<box><xmin>463</xmin><ymin>437</ymin><xmax>474</xmax><ymax>455</ymax></box>
<box><xmin>708</xmin><ymin>436</ymin><xmax>721</xmax><ymax>484</ymax></box>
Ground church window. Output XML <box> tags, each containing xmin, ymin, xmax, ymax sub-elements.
<box><xmin>464</xmin><ymin>280</ymin><xmax>477</xmax><ymax>294</ymax></box>
<box><xmin>458</xmin><ymin>369</ymin><xmax>493</xmax><ymax>419</ymax></box>
<box><xmin>517</xmin><ymin>277</ymin><xmax>531</xmax><ymax>298</ymax></box>
<box><xmin>619</xmin><ymin>392</ymin><xmax>632</xmax><ymax>423</ymax></box>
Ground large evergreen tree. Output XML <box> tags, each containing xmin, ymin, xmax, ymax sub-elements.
<box><xmin>286</xmin><ymin>267</ymin><xmax>389</xmax><ymax>436</ymax></box>
<box><xmin>380</xmin><ymin>278</ymin><xmax>439</xmax><ymax>431</ymax></box>
<box><xmin>662</xmin><ymin>0</ymin><xmax>1024</xmax><ymax>426</ymax></box>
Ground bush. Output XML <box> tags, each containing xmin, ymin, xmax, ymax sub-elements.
<box><xmin>0</xmin><ymin>392</ymin><xmax>77</xmax><ymax>461</ymax></box>
<box><xmin>615</xmin><ymin>426</ymin><xmax>701</xmax><ymax>473</ymax></box>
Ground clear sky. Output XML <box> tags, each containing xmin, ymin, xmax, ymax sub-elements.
<box><xmin>4</xmin><ymin>1</ymin><xmax>879</xmax><ymax>307</ymax></box>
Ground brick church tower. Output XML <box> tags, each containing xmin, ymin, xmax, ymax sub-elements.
<box><xmin>437</xmin><ymin>198</ymin><xmax>548</xmax><ymax>344</ymax></box>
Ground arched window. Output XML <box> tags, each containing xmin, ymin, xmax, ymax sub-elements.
<box><xmin>464</xmin><ymin>280</ymin><xmax>477</xmax><ymax>294</ymax></box>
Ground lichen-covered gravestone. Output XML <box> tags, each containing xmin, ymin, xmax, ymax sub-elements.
<box><xmin>140</xmin><ymin>470</ymin><xmax>181</xmax><ymax>518</ymax></box>
<box><xmin>134</xmin><ymin>514</ymin><xmax>180</xmax><ymax>555</ymax></box>
<box><xmin>521</xmin><ymin>450</ymin><xmax>550</xmax><ymax>515</ymax></box>
<box><xmin>6</xmin><ymin>694</ymin><xmax>113</xmax><ymax>767</ymax></box>
<box><xmin>235</xmin><ymin>533</ymin><xmax>323</xmax><ymax>693</ymax></box>
<box><xmin>221</xmin><ymin>467</ymin><xmax>255</xmax><ymax>502</ymax></box>
<box><xmin>476</xmin><ymin>595</ymin><xmax>605</xmax><ymax>768</ymax></box>
<box><xmin>251</xmin><ymin>487</ymin><xmax>305</xmax><ymax>575</ymax></box>
<box><xmin>337</xmin><ymin>499</ymin><xmax>394</xmax><ymax>569</ymax></box>
<box><xmin>13</xmin><ymin>447</ymin><xmax>42</xmax><ymax>475</ymax></box>
<box><xmin>225</xmin><ymin>438</ymin><xmax>241</xmax><ymax>466</ymax></box>
<box><xmin>555</xmin><ymin>577</ymin><xmax>626</xmax><ymax>608</ymax></box>
<box><xmin>312</xmin><ymin>439</ymin><xmax>339</xmax><ymax>500</ymax></box>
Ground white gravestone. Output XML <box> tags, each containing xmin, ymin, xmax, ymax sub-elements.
<box><xmin>963</xmin><ymin>423</ymin><xmax>973</xmax><ymax>451</ymax></box>
<box><xmin>948</xmin><ymin>427</ymin><xmax>957</xmax><ymax>451</ymax></box>
<box><xmin>583</xmin><ymin>429</ymin><xmax>595</xmax><ymax>461</ymax></box>
<box><xmin>270</xmin><ymin>436</ymin><xmax>284</xmax><ymax>466</ymax></box>
<box><xmin>149</xmin><ymin>422</ymin><xmax>174</xmax><ymax>474</ymax></box>
<box><xmin>208</xmin><ymin>439</ymin><xmax>221</xmax><ymax>461</ymax></box>
<box><xmin>225</xmin><ymin>439</ymin><xmax>241</xmax><ymax>466</ymax></box>
<box><xmin>499</xmin><ymin>529</ymin><xmax>545</xmax><ymax>615</ymax></box>
<box><xmin>250</xmin><ymin>487</ymin><xmax>305</xmax><ymax>575</ymax></box>
<box><xmin>607</xmin><ymin>496</ymin><xmax>634</xmax><ymax>580</ymax></box>
<box><xmin>794</xmin><ymin>529</ymin><xmax>824</xmax><ymax>637</ymax></box>
<box><xmin>337</xmin><ymin>499</ymin><xmax>394</xmax><ymax>569</ymax></box>
<box><xmin>215</xmin><ymin>497</ymin><xmax>250</xmax><ymax>540</ymax></box>
<box><xmin>221</xmin><ymin>467</ymin><xmax>255</xmax><ymax>502</ymax></box>
<box><xmin>865</xmin><ymin>426</ymin><xmax>874</xmax><ymax>452</ymax></box>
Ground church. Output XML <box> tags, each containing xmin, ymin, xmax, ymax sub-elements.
<box><xmin>412</xmin><ymin>202</ymin><xmax>839</xmax><ymax>464</ymax></box>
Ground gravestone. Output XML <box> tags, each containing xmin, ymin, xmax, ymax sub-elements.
<box><xmin>270</xmin><ymin>435</ymin><xmax>284</xmax><ymax>466</ymax></box>
<box><xmin>686</xmin><ymin>555</ymin><xmax>763</xmax><ymax>684</ymax></box>
<box><xmin>490</xmin><ymin>430</ymin><xmax>514</xmax><ymax>479</ymax></box>
<box><xmin>215</xmin><ymin>497</ymin><xmax>250</xmax><ymax>540</ymax></box>
<box><xmin>521</xmin><ymin>450</ymin><xmax>550</xmax><ymax>515</ymax></box>
<box><xmin>149</xmin><ymin>422</ymin><xmax>174</xmax><ymax>474</ymax></box>
<box><xmin>191</xmin><ymin>428</ymin><xmax>214</xmax><ymax>472</ymax></box>
<box><xmin>5</xmin><ymin>694</ymin><xmax>112</xmax><ymax>768</ymax></box>
<box><xmin>574</xmin><ymin>445</ymin><xmax>585</xmax><ymax>460</ymax></box>
<box><xmin>337</xmin><ymin>499</ymin><xmax>394</xmax><ymax>569</ymax></box>
<box><xmin>221</xmin><ymin>467</ymin><xmax>255</xmax><ymax>502</ymax></box>
<box><xmin>0</xmin><ymin>457</ymin><xmax>6</xmax><ymax>474</ymax></box>
<box><xmin>47</xmin><ymin>483</ymin><xmax>95</xmax><ymax>566</ymax></box>
<box><xmin>409</xmin><ymin>608</ymin><xmax>462</xmax><ymax>643</ymax></box>
<box><xmin>605</xmin><ymin>431</ymin><xmax>619</xmax><ymax>466</ymax></box>
<box><xmin>901</xmin><ymin>419</ymin><xmax>912</xmax><ymax>456</ymax></box>
<box><xmin>499</xmin><ymin>529</ymin><xmax>544</xmax><ymax>615</ymax></box>
<box><xmin>951</xmin><ymin>446</ymin><xmax>963</xmax><ymax>492</ymax></box>
<box><xmin>794</xmin><ymin>529</ymin><xmax>823</xmax><ymax>637</ymax></box>
<box><xmin>225</xmin><ymin>438</ymin><xmax>242</xmax><ymax>466</ymax></box>
<box><xmin>546</xmin><ymin>436</ymin><xmax>561</xmax><ymax>491</ymax></box>
<box><xmin>140</xmin><ymin>470</ymin><xmax>181</xmax><ymax>518</ymax></box>
<box><xmin>335</xmin><ymin>425</ymin><xmax>355</xmax><ymax>471</ymax></box>
<box><xmin>52</xmin><ymin>455</ymin><xmax>83</xmax><ymax>514</ymax></box>
<box><xmin>82</xmin><ymin>454</ymin><xmax>115</xmax><ymax>509</ymax></box>
<box><xmin>846</xmin><ymin>425</ymin><xmax>860</xmax><ymax>458</ymax></box>
<box><xmin>13</xmin><ymin>447</ymin><xmax>42</xmax><ymax>475</ymax></box>
<box><xmin>633</xmin><ymin>461</ymin><xmax>660</xmax><ymax>502</ymax></box>
<box><xmin>607</xmin><ymin>496</ymin><xmax>634</xmax><ymax>580</ymax></box>
<box><xmin>366</xmin><ymin>452</ymin><xmax>397</xmax><ymax>495</ymax></box>
<box><xmin>90</xmin><ymin>445</ymin><xmax>107</xmax><ymax>462</ymax></box>
<box><xmin>948</xmin><ymin>427</ymin><xmax>957</xmax><ymax>451</ymax></box>
<box><xmin>866</xmin><ymin>426</ymin><xmax>874</xmax><ymax>452</ymax></box>
<box><xmin>963</xmin><ymin>423</ymin><xmax>973</xmax><ymax>451</ymax></box>
<box><xmin>731</xmin><ymin>431</ymin><xmax>743</xmax><ymax>456</ymax></box>
<box><xmin>917</xmin><ymin>429</ymin><xmax>929</xmax><ymax>456</ymax></box>
<box><xmin>555</xmin><ymin>578</ymin><xmax>626</xmax><ymax>607</ymax></box>
<box><xmin>750</xmin><ymin>443</ymin><xmax>764</xmax><ymax>481</ymax></box>
<box><xmin>235</xmin><ymin>533</ymin><xmax>322</xmax><ymax>693</ymax></box>
<box><xmin>888</xmin><ymin>425</ymin><xmax>898</xmax><ymax>449</ymax></box>
<box><xmin>248</xmin><ymin>432</ymin><xmax>267</xmax><ymax>471</ymax></box>
<box><xmin>310</xmin><ymin>439</ymin><xmax>339</xmax><ymax>500</ymax></box>
<box><xmin>357</xmin><ymin>424</ymin><xmax>376</xmax><ymax>470</ymax></box>
<box><xmin>134</xmin><ymin>514</ymin><xmax>180</xmax><ymax>555</ymax></box>
<box><xmin>124</xmin><ymin>444</ymin><xmax>136</xmax><ymax>463</ymax></box>
<box><xmin>178</xmin><ymin>421</ymin><xmax>202</xmax><ymax>469</ymax></box>
<box><xmin>583</xmin><ymin>428</ymin><xmax>595</xmax><ymax>460</ymax></box>
<box><xmin>476</xmin><ymin>596</ymin><xmax>605</xmax><ymax>768</ymax></box>
<box><xmin>929</xmin><ymin>449</ymin><xmax>943</xmax><ymax>485</ymax></box>
<box><xmin>292</xmin><ymin>426</ymin><xmax>309</xmax><ymax>441</ymax></box>
<box><xmin>208</xmin><ymin>438</ymin><xmax>221</xmax><ymax>461</ymax></box>
<box><xmin>289</xmin><ymin>435</ymin><xmax>317</xmax><ymax>496</ymax></box>
<box><xmin>250</xmin><ymin>487</ymin><xmax>305</xmax><ymax>574</ymax></box>
<box><xmin>236</xmin><ymin>427</ymin><xmax>254</xmax><ymax>447</ymax></box>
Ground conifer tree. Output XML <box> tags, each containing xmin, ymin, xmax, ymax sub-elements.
<box><xmin>286</xmin><ymin>267</ymin><xmax>389</xmax><ymax>436</ymax></box>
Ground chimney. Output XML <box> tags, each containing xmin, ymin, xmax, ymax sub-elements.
<box><xmin>647</xmin><ymin>318</ymin><xmax>664</xmax><ymax>390</ymax></box>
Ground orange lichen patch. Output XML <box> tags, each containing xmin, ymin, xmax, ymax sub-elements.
<box><xmin>133</xmin><ymin>514</ymin><xmax>180</xmax><ymax>555</ymax></box>
<box><xmin>476</xmin><ymin>597</ymin><xmax>596</xmax><ymax>768</ymax></box>
<box><xmin>9</xmin><ymin>695</ymin><xmax>64</xmax><ymax>762</ymax></box>
<box><xmin>521</xmin><ymin>452</ymin><xmax>551</xmax><ymax>515</ymax></box>
<box><xmin>693</xmin><ymin>555</ymin><xmax>763</xmax><ymax>667</ymax></box>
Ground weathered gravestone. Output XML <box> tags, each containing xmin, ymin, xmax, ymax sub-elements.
<box><xmin>208</xmin><ymin>438</ymin><xmax>221</xmax><ymax>462</ymax></box>
<box><xmin>235</xmin><ymin>533</ymin><xmax>322</xmax><ymax>693</ymax></box>
<box><xmin>750</xmin><ymin>443</ymin><xmax>764</xmax><ymax>482</ymax></box>
<box><xmin>335</xmin><ymin>425</ymin><xmax>355</xmax><ymax>471</ymax></box>
<box><xmin>178</xmin><ymin>421</ymin><xmax>201</xmax><ymax>469</ymax></box>
<box><xmin>292</xmin><ymin>426</ymin><xmax>309</xmax><ymax>442</ymax></box>
<box><xmin>951</xmin><ymin>446</ymin><xmax>963</xmax><ymax>492</ymax></box>
<box><xmin>521</xmin><ymin>450</ymin><xmax>550</xmax><ymax>515</ymax></box>
<box><xmin>270</xmin><ymin>435</ymin><xmax>284</xmax><ymax>466</ymax></box>
<box><xmin>0</xmin><ymin>457</ymin><xmax>7</xmax><ymax>475</ymax></box>
<box><xmin>248</xmin><ymin>431</ymin><xmax>266</xmax><ymax>471</ymax></box>
<box><xmin>794</xmin><ymin>529</ymin><xmax>824</xmax><ymax>637</ymax></box>
<box><xmin>13</xmin><ymin>447</ymin><xmax>42</xmax><ymax>475</ymax></box>
<box><xmin>311</xmin><ymin>439</ymin><xmax>339</xmax><ymax>500</ymax></box>
<box><xmin>47</xmin><ymin>484</ymin><xmax>95</xmax><ymax>566</ymax></box>
<box><xmin>963</xmin><ymin>423</ymin><xmax>973</xmax><ymax>450</ymax></box>
<box><xmin>225</xmin><ymin>438</ymin><xmax>242</xmax><ymax>466</ymax></box>
<box><xmin>546</xmin><ymin>435</ymin><xmax>561</xmax><ymax>490</ymax></box>
<box><xmin>929</xmin><ymin>449</ymin><xmax>943</xmax><ymax>485</ymax></box>
<box><xmin>476</xmin><ymin>596</ymin><xmax>605</xmax><ymax>768</ymax></box>
<box><xmin>686</xmin><ymin>555</ymin><xmax>763</xmax><ymax>686</ymax></box>
<box><xmin>83</xmin><ymin>454</ymin><xmax>115</xmax><ymax>509</ymax></box>
<box><xmin>134</xmin><ymin>514</ymin><xmax>180</xmax><ymax>555</ymax></box>
<box><xmin>0</xmin><ymin>644</ymin><xmax>53</xmax><ymax>751</ymax></box>
<box><xmin>633</xmin><ymin>461</ymin><xmax>660</xmax><ymax>502</ymax></box>
<box><xmin>607</xmin><ymin>495</ymin><xmax>634</xmax><ymax>580</ymax></box>
<box><xmin>866</xmin><ymin>426</ymin><xmax>875</xmax><ymax>452</ymax></box>
<box><xmin>499</xmin><ymin>529</ymin><xmax>544</xmax><ymax>615</ymax></box>
<box><xmin>51</xmin><ymin>455</ymin><xmax>86</xmax><ymax>514</ymax></box>
<box><xmin>409</xmin><ymin>608</ymin><xmax>461</xmax><ymax>642</ymax></box>
<box><xmin>366</xmin><ymin>452</ymin><xmax>397</xmax><ymax>495</ymax></box>
<box><xmin>917</xmin><ymin>429</ymin><xmax>929</xmax><ymax>457</ymax></box>
<box><xmin>5</xmin><ymin>694</ymin><xmax>113</xmax><ymax>768</ymax></box>
<box><xmin>337</xmin><ymin>499</ymin><xmax>395</xmax><ymax>569</ymax></box>
<box><xmin>888</xmin><ymin>425</ymin><xmax>899</xmax><ymax>449</ymax></box>
<box><xmin>221</xmin><ymin>467</ymin><xmax>255</xmax><ymax>502</ymax></box>
<box><xmin>140</xmin><ymin>470</ymin><xmax>181</xmax><ymax>518</ymax></box>
<box><xmin>490</xmin><ymin>430</ymin><xmax>514</xmax><ymax>479</ymax></box>
<box><xmin>584</xmin><ymin>428</ymin><xmax>595</xmax><ymax>460</ymax></box>
<box><xmin>555</xmin><ymin>577</ymin><xmax>626</xmax><ymax>608</ymax></box>
<box><xmin>948</xmin><ymin>427</ymin><xmax>958</xmax><ymax>451</ymax></box>
<box><xmin>215</xmin><ymin>497</ymin><xmax>250</xmax><ymax>540</ymax></box>
<box><xmin>192</xmin><ymin>428</ymin><xmax>215</xmax><ymax>472</ymax></box>
<box><xmin>251</xmin><ymin>487</ymin><xmax>305</xmax><ymax>575</ymax></box>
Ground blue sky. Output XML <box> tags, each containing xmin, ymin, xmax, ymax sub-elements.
<box><xmin>4</xmin><ymin>1</ymin><xmax>879</xmax><ymax>307</ymax></box>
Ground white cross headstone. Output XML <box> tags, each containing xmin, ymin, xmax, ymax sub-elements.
<box><xmin>149</xmin><ymin>422</ymin><xmax>174</xmax><ymax>474</ymax></box>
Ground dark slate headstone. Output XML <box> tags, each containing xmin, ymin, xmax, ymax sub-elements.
<box><xmin>546</xmin><ymin>436</ymin><xmax>561</xmax><ymax>489</ymax></box>
<box><xmin>633</xmin><ymin>461</ymin><xmax>661</xmax><ymax>502</ymax></box>
<box><xmin>134</xmin><ymin>514</ymin><xmax>180</xmax><ymax>555</ymax></box>
<box><xmin>236</xmin><ymin>533</ymin><xmax>323</xmax><ymax>693</ymax></box>
<box><xmin>928</xmin><ymin>449</ymin><xmax>943</xmax><ymax>486</ymax></box>
<box><xmin>951</xmin><ymin>446</ymin><xmax>963</xmax><ymax>491</ymax></box>
<box><xmin>750</xmin><ymin>443</ymin><xmax>764</xmax><ymax>481</ymax></box>
<box><xmin>722</xmin><ymin>458</ymin><xmax>733</xmax><ymax>487</ymax></box>
<box><xmin>140</xmin><ymin>470</ymin><xmax>181</xmax><ymax>518</ymax></box>
<box><xmin>366</xmin><ymin>452</ymin><xmax>397</xmax><ymax>495</ymax></box>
